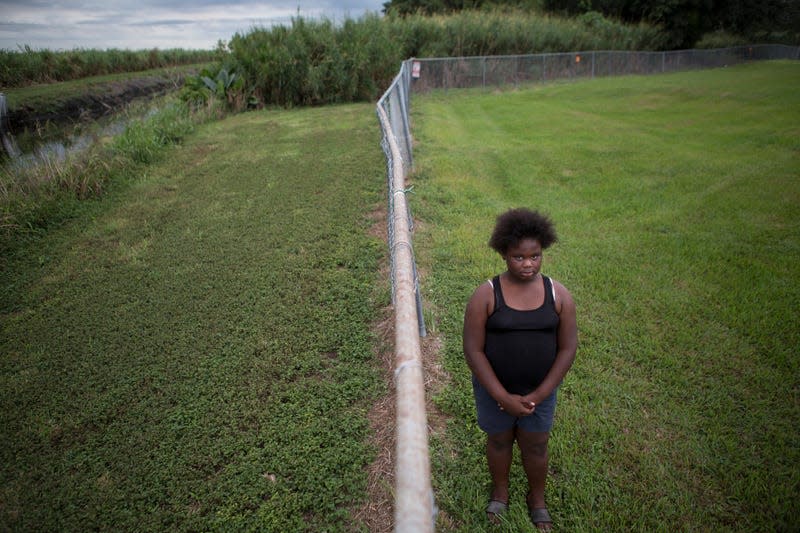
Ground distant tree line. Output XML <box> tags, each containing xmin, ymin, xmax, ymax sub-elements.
<box><xmin>383</xmin><ymin>0</ymin><xmax>800</xmax><ymax>48</ymax></box>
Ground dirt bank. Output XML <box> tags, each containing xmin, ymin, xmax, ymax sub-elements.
<box><xmin>6</xmin><ymin>75</ymin><xmax>182</xmax><ymax>132</ymax></box>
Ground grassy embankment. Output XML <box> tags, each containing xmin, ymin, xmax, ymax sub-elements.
<box><xmin>2</xmin><ymin>65</ymin><xmax>212</xmax><ymax>162</ymax></box>
<box><xmin>3</xmin><ymin>64</ymin><xmax>209</xmax><ymax>114</ymax></box>
<box><xmin>1</xmin><ymin>48</ymin><xmax>216</xmax><ymax>88</ymax></box>
<box><xmin>410</xmin><ymin>61</ymin><xmax>799</xmax><ymax>531</ymax></box>
<box><xmin>1</xmin><ymin>103</ymin><xmax>389</xmax><ymax>531</ymax></box>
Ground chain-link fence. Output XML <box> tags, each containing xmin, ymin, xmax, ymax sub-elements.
<box><xmin>377</xmin><ymin>61</ymin><xmax>422</xmax><ymax>335</ymax></box>
<box><xmin>409</xmin><ymin>44</ymin><xmax>799</xmax><ymax>92</ymax></box>
<box><xmin>376</xmin><ymin>60</ymin><xmax>436</xmax><ymax>533</ymax></box>
<box><xmin>375</xmin><ymin>43</ymin><xmax>798</xmax><ymax>533</ymax></box>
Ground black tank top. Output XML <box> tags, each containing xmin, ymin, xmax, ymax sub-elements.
<box><xmin>485</xmin><ymin>275</ymin><xmax>559</xmax><ymax>394</ymax></box>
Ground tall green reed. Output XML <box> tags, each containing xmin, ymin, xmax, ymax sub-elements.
<box><xmin>229</xmin><ymin>10</ymin><xmax>666</xmax><ymax>108</ymax></box>
<box><xmin>229</xmin><ymin>14</ymin><xmax>403</xmax><ymax>107</ymax></box>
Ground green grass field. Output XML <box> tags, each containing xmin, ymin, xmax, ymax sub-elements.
<box><xmin>1</xmin><ymin>104</ymin><xmax>388</xmax><ymax>531</ymax></box>
<box><xmin>410</xmin><ymin>61</ymin><xmax>799</xmax><ymax>531</ymax></box>
<box><xmin>2</xmin><ymin>60</ymin><xmax>798</xmax><ymax>532</ymax></box>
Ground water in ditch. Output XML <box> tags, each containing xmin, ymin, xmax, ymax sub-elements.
<box><xmin>1</xmin><ymin>94</ymin><xmax>165</xmax><ymax>173</ymax></box>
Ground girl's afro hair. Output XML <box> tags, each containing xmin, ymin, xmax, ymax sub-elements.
<box><xmin>488</xmin><ymin>208</ymin><xmax>558</xmax><ymax>254</ymax></box>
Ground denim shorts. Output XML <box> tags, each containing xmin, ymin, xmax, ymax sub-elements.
<box><xmin>472</xmin><ymin>376</ymin><xmax>558</xmax><ymax>435</ymax></box>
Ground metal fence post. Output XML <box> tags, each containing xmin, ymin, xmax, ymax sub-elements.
<box><xmin>542</xmin><ymin>54</ymin><xmax>546</xmax><ymax>81</ymax></box>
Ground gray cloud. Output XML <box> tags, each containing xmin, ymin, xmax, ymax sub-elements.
<box><xmin>0</xmin><ymin>22</ymin><xmax>46</xmax><ymax>34</ymax></box>
<box><xmin>0</xmin><ymin>0</ymin><xmax>386</xmax><ymax>50</ymax></box>
<box><xmin>123</xmin><ymin>20</ymin><xmax>200</xmax><ymax>28</ymax></box>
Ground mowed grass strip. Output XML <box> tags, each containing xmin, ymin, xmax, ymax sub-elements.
<box><xmin>1</xmin><ymin>103</ymin><xmax>387</xmax><ymax>531</ymax></box>
<box><xmin>410</xmin><ymin>61</ymin><xmax>799</xmax><ymax>531</ymax></box>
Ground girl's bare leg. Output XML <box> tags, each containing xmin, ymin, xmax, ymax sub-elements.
<box><xmin>486</xmin><ymin>429</ymin><xmax>515</xmax><ymax>518</ymax></box>
<box><xmin>518</xmin><ymin>430</ymin><xmax>552</xmax><ymax>530</ymax></box>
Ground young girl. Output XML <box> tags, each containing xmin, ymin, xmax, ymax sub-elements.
<box><xmin>463</xmin><ymin>208</ymin><xmax>578</xmax><ymax>531</ymax></box>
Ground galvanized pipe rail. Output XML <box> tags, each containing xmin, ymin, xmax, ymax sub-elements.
<box><xmin>376</xmin><ymin>61</ymin><xmax>435</xmax><ymax>533</ymax></box>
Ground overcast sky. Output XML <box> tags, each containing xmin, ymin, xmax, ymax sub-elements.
<box><xmin>1</xmin><ymin>0</ymin><xmax>387</xmax><ymax>51</ymax></box>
